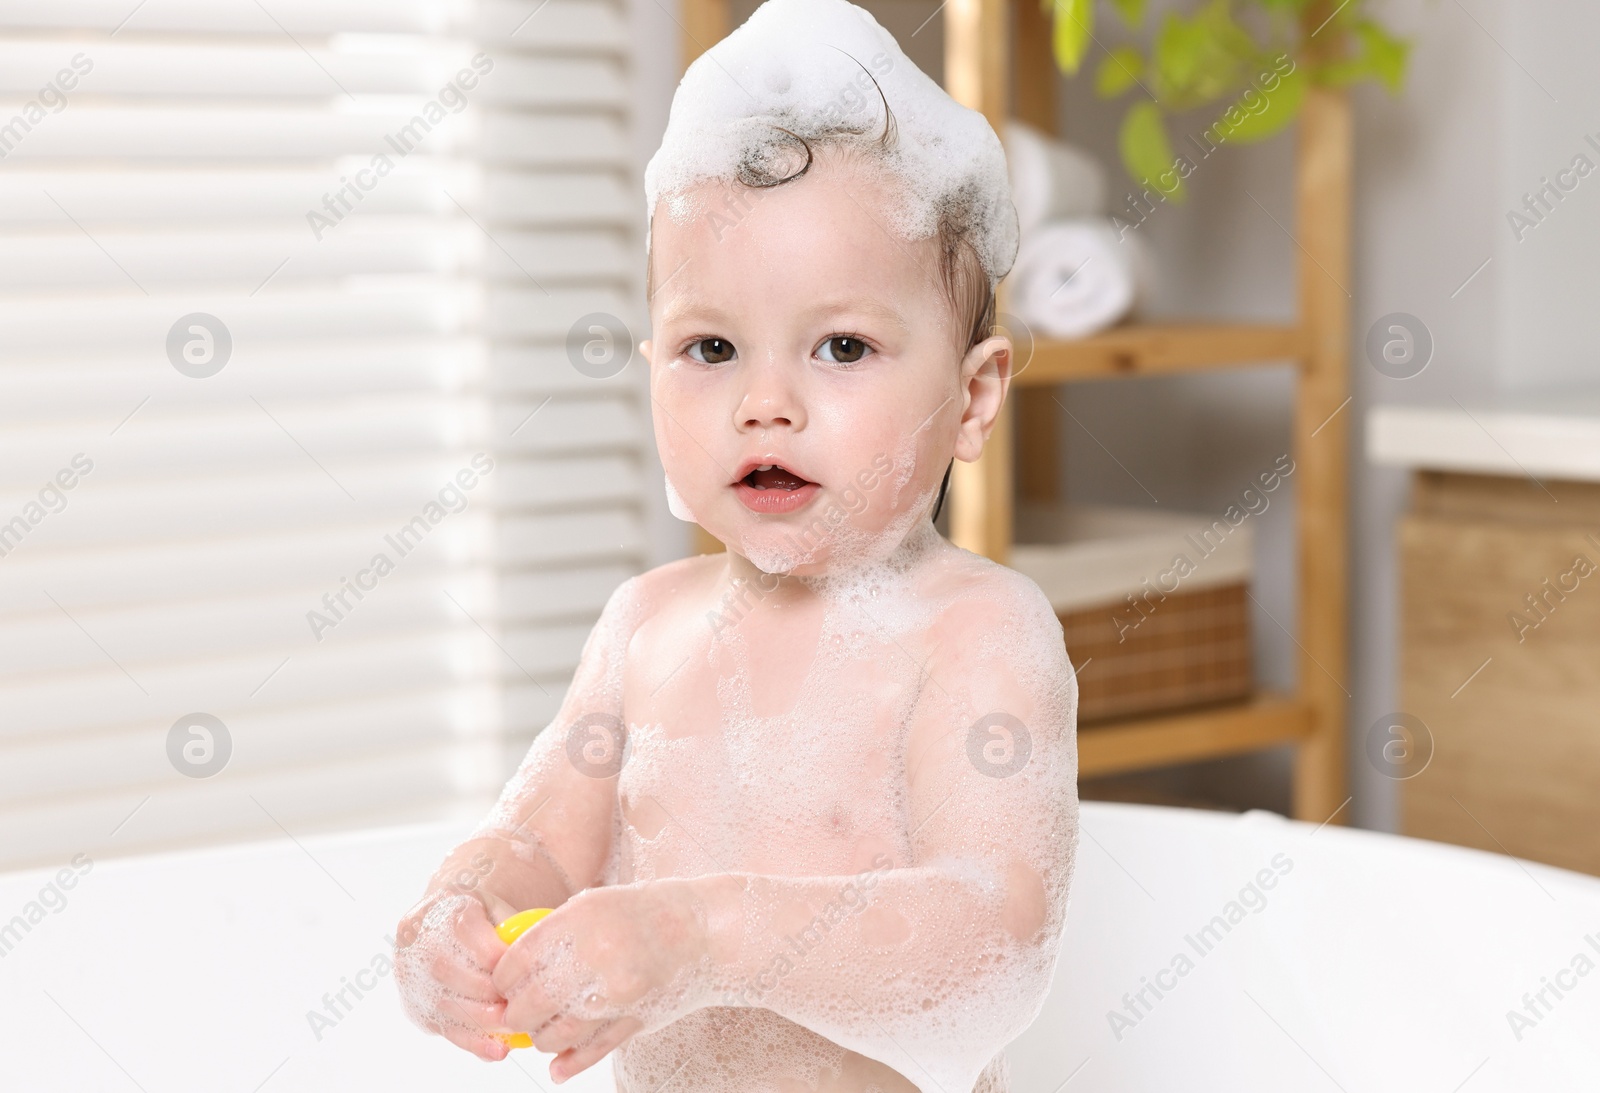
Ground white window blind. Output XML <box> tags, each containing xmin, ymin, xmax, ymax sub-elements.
<box><xmin>0</xmin><ymin>0</ymin><xmax>648</xmax><ymax>871</ymax></box>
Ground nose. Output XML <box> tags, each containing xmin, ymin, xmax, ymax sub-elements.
<box><xmin>734</xmin><ymin>358</ymin><xmax>806</xmax><ymax>433</ymax></box>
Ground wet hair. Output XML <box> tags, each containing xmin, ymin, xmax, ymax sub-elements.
<box><xmin>646</xmin><ymin>79</ymin><xmax>998</xmax><ymax>356</ymax></box>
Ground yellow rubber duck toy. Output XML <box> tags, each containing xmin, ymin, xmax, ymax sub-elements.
<box><xmin>494</xmin><ymin>908</ymin><xmax>554</xmax><ymax>1050</ymax></box>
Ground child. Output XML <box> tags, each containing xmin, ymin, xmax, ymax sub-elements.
<box><xmin>395</xmin><ymin>1</ymin><xmax>1079</xmax><ymax>1089</ymax></box>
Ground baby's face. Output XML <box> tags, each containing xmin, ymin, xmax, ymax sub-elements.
<box><xmin>644</xmin><ymin>153</ymin><xmax>1008</xmax><ymax>575</ymax></box>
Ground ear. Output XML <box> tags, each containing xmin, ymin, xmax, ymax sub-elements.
<box><xmin>639</xmin><ymin>339</ymin><xmax>654</xmax><ymax>369</ymax></box>
<box><xmin>953</xmin><ymin>334</ymin><xmax>1013</xmax><ymax>464</ymax></box>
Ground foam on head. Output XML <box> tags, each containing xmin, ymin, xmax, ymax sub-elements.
<box><xmin>644</xmin><ymin>0</ymin><xmax>1019</xmax><ymax>290</ymax></box>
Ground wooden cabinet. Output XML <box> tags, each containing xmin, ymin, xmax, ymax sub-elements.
<box><xmin>1400</xmin><ymin>472</ymin><xmax>1600</xmax><ymax>875</ymax></box>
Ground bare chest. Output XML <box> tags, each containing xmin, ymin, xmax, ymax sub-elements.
<box><xmin>615</xmin><ymin>616</ymin><xmax>927</xmax><ymax>880</ymax></box>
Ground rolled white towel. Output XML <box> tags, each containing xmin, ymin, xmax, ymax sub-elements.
<box><xmin>1008</xmin><ymin>219</ymin><xmax>1150</xmax><ymax>340</ymax></box>
<box><xmin>1005</xmin><ymin>121</ymin><xmax>1108</xmax><ymax>237</ymax></box>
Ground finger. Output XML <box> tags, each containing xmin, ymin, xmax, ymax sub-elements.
<box><xmin>531</xmin><ymin>1013</ymin><xmax>607</xmax><ymax>1055</ymax></box>
<box><xmin>490</xmin><ymin>934</ymin><xmax>553</xmax><ymax>1001</ymax></box>
<box><xmin>438</xmin><ymin>1020</ymin><xmax>512</xmax><ymax>1062</ymax></box>
<box><xmin>419</xmin><ymin>996</ymin><xmax>514</xmax><ymax>1063</ymax></box>
<box><xmin>438</xmin><ymin>994</ymin><xmax>511</xmax><ymax>1041</ymax></box>
<box><xmin>479</xmin><ymin>889</ymin><xmax>521</xmax><ymax>925</ymax></box>
<box><xmin>550</xmin><ymin>1017</ymin><xmax>642</xmax><ymax>1084</ymax></box>
<box><xmin>431</xmin><ymin>951</ymin><xmax>502</xmax><ymax>1003</ymax></box>
<box><xmin>453</xmin><ymin>900</ymin><xmax>509</xmax><ymax>970</ymax></box>
<box><xmin>501</xmin><ymin>975</ymin><xmax>562</xmax><ymax>1035</ymax></box>
<box><xmin>437</xmin><ymin>994</ymin><xmax>532</xmax><ymax>1063</ymax></box>
<box><xmin>490</xmin><ymin>935</ymin><xmax>529</xmax><ymax>995</ymax></box>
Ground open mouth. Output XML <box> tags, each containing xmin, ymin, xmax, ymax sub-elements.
<box><xmin>742</xmin><ymin>464</ymin><xmax>810</xmax><ymax>491</ymax></box>
<box><xmin>733</xmin><ymin>461</ymin><xmax>820</xmax><ymax>514</ymax></box>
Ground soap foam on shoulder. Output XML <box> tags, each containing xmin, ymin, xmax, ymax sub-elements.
<box><xmin>644</xmin><ymin>0</ymin><xmax>1019</xmax><ymax>286</ymax></box>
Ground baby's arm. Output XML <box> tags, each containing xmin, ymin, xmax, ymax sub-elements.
<box><xmin>691</xmin><ymin>579</ymin><xmax>1080</xmax><ymax>1090</ymax></box>
<box><xmin>394</xmin><ymin>576</ymin><xmax>643</xmax><ymax>1059</ymax></box>
<box><xmin>447</xmin><ymin>569</ymin><xmax>641</xmax><ymax>912</ymax></box>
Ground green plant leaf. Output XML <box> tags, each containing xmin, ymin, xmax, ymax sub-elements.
<box><xmin>1152</xmin><ymin>11</ymin><xmax>1208</xmax><ymax>101</ymax></box>
<box><xmin>1318</xmin><ymin>19</ymin><xmax>1411</xmax><ymax>94</ymax></box>
<box><xmin>1095</xmin><ymin>46</ymin><xmax>1145</xmax><ymax>97</ymax></box>
<box><xmin>1153</xmin><ymin>1</ymin><xmax>1257</xmax><ymax>107</ymax></box>
<box><xmin>1120</xmin><ymin>100</ymin><xmax>1187</xmax><ymax>203</ymax></box>
<box><xmin>1109</xmin><ymin>0</ymin><xmax>1146</xmax><ymax>28</ymax></box>
<box><xmin>1212</xmin><ymin>63</ymin><xmax>1306</xmax><ymax>142</ymax></box>
<box><xmin>1192</xmin><ymin>0</ymin><xmax>1260</xmax><ymax>98</ymax></box>
<box><xmin>1052</xmin><ymin>0</ymin><xmax>1094</xmax><ymax>74</ymax></box>
<box><xmin>1356</xmin><ymin>18</ymin><xmax>1410</xmax><ymax>94</ymax></box>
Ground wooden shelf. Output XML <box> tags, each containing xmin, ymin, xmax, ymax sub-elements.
<box><xmin>943</xmin><ymin>0</ymin><xmax>1352</xmax><ymax>822</ymax></box>
<box><xmin>1078</xmin><ymin>694</ymin><xmax>1314</xmax><ymax>779</ymax></box>
<box><xmin>1016</xmin><ymin>322</ymin><xmax>1307</xmax><ymax>385</ymax></box>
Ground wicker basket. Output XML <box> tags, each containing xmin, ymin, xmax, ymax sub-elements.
<box><xmin>1008</xmin><ymin>504</ymin><xmax>1256</xmax><ymax>725</ymax></box>
<box><xmin>1060</xmin><ymin>582</ymin><xmax>1253</xmax><ymax>724</ymax></box>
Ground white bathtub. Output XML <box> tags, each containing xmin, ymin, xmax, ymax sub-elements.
<box><xmin>2</xmin><ymin>802</ymin><xmax>1597</xmax><ymax>1091</ymax></box>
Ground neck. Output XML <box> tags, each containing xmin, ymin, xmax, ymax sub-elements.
<box><xmin>722</xmin><ymin>515</ymin><xmax>945</xmax><ymax>594</ymax></box>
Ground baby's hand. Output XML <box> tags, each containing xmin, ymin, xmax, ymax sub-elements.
<box><xmin>492</xmin><ymin>879</ymin><xmax>712</xmax><ymax>1082</ymax></box>
<box><xmin>394</xmin><ymin>892</ymin><xmax>519</xmax><ymax>1061</ymax></box>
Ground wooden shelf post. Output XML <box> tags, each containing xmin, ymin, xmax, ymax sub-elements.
<box><xmin>1290</xmin><ymin>83</ymin><xmax>1353</xmax><ymax>823</ymax></box>
<box><xmin>946</xmin><ymin>0</ymin><xmax>1014</xmax><ymax>562</ymax></box>
<box><xmin>1012</xmin><ymin>0</ymin><xmax>1064</xmax><ymax>508</ymax></box>
<box><xmin>681</xmin><ymin>0</ymin><xmax>728</xmax><ymax>69</ymax></box>
<box><xmin>681</xmin><ymin>0</ymin><xmax>730</xmax><ymax>556</ymax></box>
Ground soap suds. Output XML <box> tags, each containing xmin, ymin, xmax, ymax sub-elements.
<box><xmin>665</xmin><ymin>473</ymin><xmax>697</xmax><ymax>523</ymax></box>
<box><xmin>605</xmin><ymin>532</ymin><xmax>1079</xmax><ymax>1092</ymax></box>
<box><xmin>429</xmin><ymin>539</ymin><xmax>1080</xmax><ymax>1091</ymax></box>
<box><xmin>394</xmin><ymin>893</ymin><xmax>499</xmax><ymax>1043</ymax></box>
<box><xmin>645</xmin><ymin>0</ymin><xmax>1019</xmax><ymax>288</ymax></box>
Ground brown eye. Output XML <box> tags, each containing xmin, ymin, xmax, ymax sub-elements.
<box><xmin>817</xmin><ymin>336</ymin><xmax>870</xmax><ymax>364</ymax></box>
<box><xmin>687</xmin><ymin>337</ymin><xmax>736</xmax><ymax>364</ymax></box>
